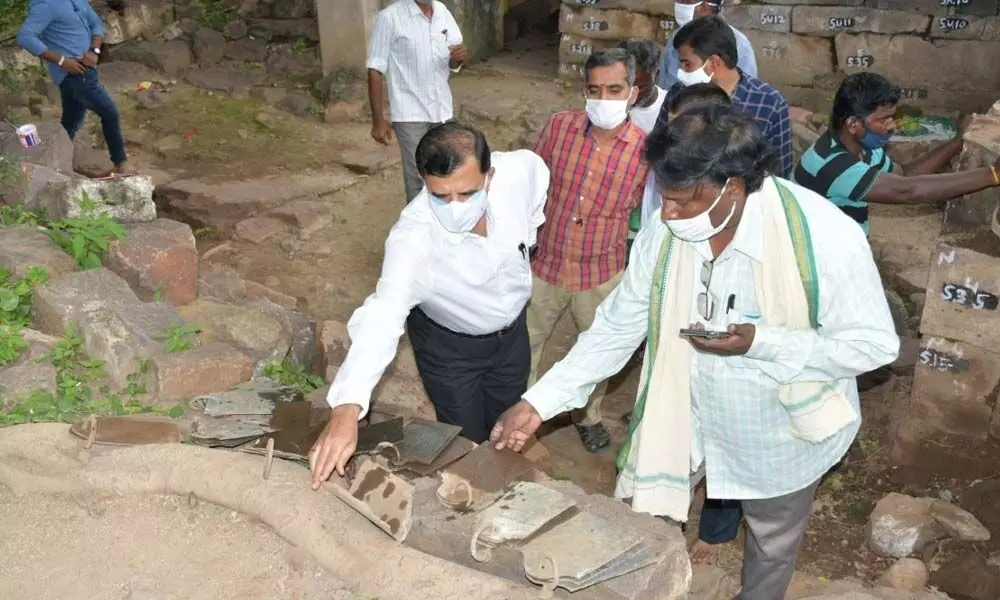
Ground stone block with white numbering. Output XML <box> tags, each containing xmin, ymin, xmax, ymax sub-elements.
<box><xmin>921</xmin><ymin>242</ymin><xmax>1000</xmax><ymax>352</ymax></box>
<box><xmin>791</xmin><ymin>6</ymin><xmax>930</xmax><ymax>37</ymax></box>
<box><xmin>558</xmin><ymin>5</ymin><xmax>658</xmax><ymax>41</ymax></box>
<box><xmin>834</xmin><ymin>33</ymin><xmax>1000</xmax><ymax>93</ymax></box>
<box><xmin>742</xmin><ymin>31</ymin><xmax>835</xmax><ymax>88</ymax></box>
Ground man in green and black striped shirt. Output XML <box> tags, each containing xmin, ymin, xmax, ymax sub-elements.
<box><xmin>793</xmin><ymin>72</ymin><xmax>1000</xmax><ymax>235</ymax></box>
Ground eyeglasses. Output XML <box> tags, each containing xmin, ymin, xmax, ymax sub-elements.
<box><xmin>697</xmin><ymin>259</ymin><xmax>715</xmax><ymax>322</ymax></box>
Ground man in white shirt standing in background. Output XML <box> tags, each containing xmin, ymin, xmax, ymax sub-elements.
<box><xmin>309</xmin><ymin>122</ymin><xmax>550</xmax><ymax>486</ymax></box>
<box><xmin>366</xmin><ymin>0</ymin><xmax>469</xmax><ymax>203</ymax></box>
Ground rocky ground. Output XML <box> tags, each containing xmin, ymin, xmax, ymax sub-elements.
<box><xmin>1</xmin><ymin>16</ymin><xmax>999</xmax><ymax>599</ymax></box>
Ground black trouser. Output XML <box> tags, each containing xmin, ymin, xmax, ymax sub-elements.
<box><xmin>406</xmin><ymin>307</ymin><xmax>530</xmax><ymax>443</ymax></box>
<box><xmin>699</xmin><ymin>498</ymin><xmax>743</xmax><ymax>543</ymax></box>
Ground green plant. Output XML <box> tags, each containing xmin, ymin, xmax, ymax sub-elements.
<box><xmin>0</xmin><ymin>322</ymin><xmax>27</xmax><ymax>366</ymax></box>
<box><xmin>49</xmin><ymin>324</ymin><xmax>106</xmax><ymax>386</ymax></box>
<box><xmin>262</xmin><ymin>359</ymin><xmax>325</xmax><ymax>394</ymax></box>
<box><xmin>0</xmin><ymin>266</ymin><xmax>47</xmax><ymax>324</ymax></box>
<box><xmin>0</xmin><ymin>266</ymin><xmax>47</xmax><ymax>366</ymax></box>
<box><xmin>192</xmin><ymin>0</ymin><xmax>231</xmax><ymax>30</ymax></box>
<box><xmin>0</xmin><ymin>326</ymin><xmax>188</xmax><ymax>425</ymax></box>
<box><xmin>48</xmin><ymin>192</ymin><xmax>126</xmax><ymax>269</ymax></box>
<box><xmin>292</xmin><ymin>37</ymin><xmax>310</xmax><ymax>54</ymax></box>
<box><xmin>0</xmin><ymin>203</ymin><xmax>45</xmax><ymax>226</ymax></box>
<box><xmin>154</xmin><ymin>323</ymin><xmax>201</xmax><ymax>353</ymax></box>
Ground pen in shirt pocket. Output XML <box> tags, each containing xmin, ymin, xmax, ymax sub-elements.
<box><xmin>518</xmin><ymin>242</ymin><xmax>527</xmax><ymax>260</ymax></box>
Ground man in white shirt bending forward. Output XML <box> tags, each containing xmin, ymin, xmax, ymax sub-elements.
<box><xmin>491</xmin><ymin>105</ymin><xmax>898</xmax><ymax>600</ymax></box>
<box><xmin>309</xmin><ymin>122</ymin><xmax>550</xmax><ymax>486</ymax></box>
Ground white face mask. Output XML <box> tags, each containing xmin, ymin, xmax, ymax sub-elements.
<box><xmin>677</xmin><ymin>61</ymin><xmax>713</xmax><ymax>87</ymax></box>
<box><xmin>428</xmin><ymin>176</ymin><xmax>490</xmax><ymax>233</ymax></box>
<box><xmin>674</xmin><ymin>2</ymin><xmax>698</xmax><ymax>26</ymax></box>
<box><xmin>585</xmin><ymin>99</ymin><xmax>630</xmax><ymax>130</ymax></box>
<box><xmin>663</xmin><ymin>178</ymin><xmax>735</xmax><ymax>242</ymax></box>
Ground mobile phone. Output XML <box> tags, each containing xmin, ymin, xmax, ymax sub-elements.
<box><xmin>679</xmin><ymin>328</ymin><xmax>730</xmax><ymax>339</ymax></box>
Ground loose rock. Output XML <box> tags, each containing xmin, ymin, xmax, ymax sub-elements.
<box><xmin>104</xmin><ymin>219</ymin><xmax>199</xmax><ymax>305</ymax></box>
<box><xmin>0</xmin><ymin>225</ymin><xmax>78</xmax><ymax>279</ymax></box>
<box><xmin>177</xmin><ymin>298</ymin><xmax>292</xmax><ymax>364</ymax></box>
<box><xmin>866</xmin><ymin>493</ymin><xmax>945</xmax><ymax>558</ymax></box>
<box><xmin>928</xmin><ymin>499</ymin><xmax>991</xmax><ymax>542</ymax></box>
<box><xmin>0</xmin><ymin>121</ymin><xmax>74</xmax><ymax>174</ymax></box>
<box><xmin>192</xmin><ymin>27</ymin><xmax>227</xmax><ymax>66</ymax></box>
<box><xmin>149</xmin><ymin>342</ymin><xmax>254</xmax><ymax>402</ymax></box>
<box><xmin>879</xmin><ymin>557</ymin><xmax>929</xmax><ymax>591</ymax></box>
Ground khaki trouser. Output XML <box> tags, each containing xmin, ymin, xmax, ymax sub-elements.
<box><xmin>526</xmin><ymin>272</ymin><xmax>623</xmax><ymax>426</ymax></box>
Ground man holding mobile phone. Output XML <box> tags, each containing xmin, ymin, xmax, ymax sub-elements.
<box><xmin>491</xmin><ymin>106</ymin><xmax>898</xmax><ymax>600</ymax></box>
<box><xmin>18</xmin><ymin>0</ymin><xmax>133</xmax><ymax>176</ymax></box>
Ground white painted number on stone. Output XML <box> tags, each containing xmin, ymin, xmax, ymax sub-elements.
<box><xmin>940</xmin><ymin>0</ymin><xmax>970</xmax><ymax>6</ymax></box>
<box><xmin>941</xmin><ymin>281</ymin><xmax>1000</xmax><ymax>311</ymax></box>
<box><xmin>760</xmin><ymin>13</ymin><xmax>786</xmax><ymax>26</ymax></box>
<box><xmin>938</xmin><ymin>248</ymin><xmax>956</xmax><ymax>265</ymax></box>
<box><xmin>582</xmin><ymin>20</ymin><xmax>606</xmax><ymax>33</ymax></box>
<box><xmin>761</xmin><ymin>45</ymin><xmax>785</xmax><ymax>59</ymax></box>
<box><xmin>828</xmin><ymin>17</ymin><xmax>855</xmax><ymax>29</ymax></box>
<box><xmin>846</xmin><ymin>54</ymin><xmax>874</xmax><ymax>68</ymax></box>
<box><xmin>938</xmin><ymin>17</ymin><xmax>970</xmax><ymax>31</ymax></box>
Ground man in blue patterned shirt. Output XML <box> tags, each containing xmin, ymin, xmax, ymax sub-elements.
<box><xmin>656</xmin><ymin>16</ymin><xmax>791</xmax><ymax>177</ymax></box>
<box><xmin>657</xmin><ymin>0</ymin><xmax>756</xmax><ymax>91</ymax></box>
<box><xmin>18</xmin><ymin>0</ymin><xmax>132</xmax><ymax>175</ymax></box>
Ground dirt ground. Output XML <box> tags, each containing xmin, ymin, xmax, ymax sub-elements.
<box><xmin>4</xmin><ymin>34</ymin><xmax>999</xmax><ymax>599</ymax></box>
<box><xmin>0</xmin><ymin>488</ymin><xmax>356</xmax><ymax>600</ymax></box>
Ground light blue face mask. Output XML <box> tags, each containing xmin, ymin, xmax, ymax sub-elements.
<box><xmin>428</xmin><ymin>177</ymin><xmax>491</xmax><ymax>233</ymax></box>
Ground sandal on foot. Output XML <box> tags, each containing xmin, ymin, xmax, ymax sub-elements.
<box><xmin>574</xmin><ymin>422</ymin><xmax>611</xmax><ymax>453</ymax></box>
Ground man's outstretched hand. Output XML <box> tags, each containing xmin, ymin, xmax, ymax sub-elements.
<box><xmin>490</xmin><ymin>400</ymin><xmax>542</xmax><ymax>452</ymax></box>
<box><xmin>308</xmin><ymin>404</ymin><xmax>361</xmax><ymax>490</ymax></box>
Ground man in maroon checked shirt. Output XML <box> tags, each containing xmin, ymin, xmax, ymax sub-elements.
<box><xmin>527</xmin><ymin>48</ymin><xmax>649</xmax><ymax>453</ymax></box>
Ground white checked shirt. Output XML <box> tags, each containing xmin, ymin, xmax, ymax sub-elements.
<box><xmin>524</xmin><ymin>178</ymin><xmax>899</xmax><ymax>500</ymax></box>
<box><xmin>366</xmin><ymin>0</ymin><xmax>463</xmax><ymax>124</ymax></box>
<box><xmin>327</xmin><ymin>150</ymin><xmax>550</xmax><ymax>417</ymax></box>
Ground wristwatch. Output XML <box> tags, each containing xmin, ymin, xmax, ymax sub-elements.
<box><xmin>90</xmin><ymin>47</ymin><xmax>101</xmax><ymax>55</ymax></box>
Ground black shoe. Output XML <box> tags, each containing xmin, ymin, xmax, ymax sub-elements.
<box><xmin>575</xmin><ymin>422</ymin><xmax>611</xmax><ymax>453</ymax></box>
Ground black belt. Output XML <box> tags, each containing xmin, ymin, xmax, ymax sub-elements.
<box><xmin>414</xmin><ymin>307</ymin><xmax>523</xmax><ymax>340</ymax></box>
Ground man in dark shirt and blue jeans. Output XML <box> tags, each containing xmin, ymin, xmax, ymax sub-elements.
<box><xmin>656</xmin><ymin>15</ymin><xmax>792</xmax><ymax>177</ymax></box>
<box><xmin>18</xmin><ymin>0</ymin><xmax>132</xmax><ymax>175</ymax></box>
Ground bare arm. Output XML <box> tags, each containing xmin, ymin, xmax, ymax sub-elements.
<box><xmin>866</xmin><ymin>165</ymin><xmax>998</xmax><ymax>205</ymax></box>
<box><xmin>367</xmin><ymin>69</ymin><xmax>387</xmax><ymax>125</ymax></box>
<box><xmin>899</xmin><ymin>137</ymin><xmax>964</xmax><ymax>176</ymax></box>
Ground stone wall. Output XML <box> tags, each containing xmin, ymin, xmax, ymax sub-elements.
<box><xmin>557</xmin><ymin>0</ymin><xmax>1000</xmax><ymax>115</ymax></box>
<box><xmin>890</xmin><ymin>101</ymin><xmax>1000</xmax><ymax>476</ymax></box>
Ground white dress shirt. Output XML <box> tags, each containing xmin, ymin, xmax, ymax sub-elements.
<box><xmin>524</xmin><ymin>178</ymin><xmax>898</xmax><ymax>500</ymax></box>
<box><xmin>327</xmin><ymin>150</ymin><xmax>551</xmax><ymax>417</ymax></box>
<box><xmin>366</xmin><ymin>0</ymin><xmax>463</xmax><ymax>124</ymax></box>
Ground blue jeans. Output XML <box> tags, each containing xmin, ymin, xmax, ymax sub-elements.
<box><xmin>699</xmin><ymin>498</ymin><xmax>743</xmax><ymax>544</ymax></box>
<box><xmin>59</xmin><ymin>68</ymin><xmax>127</xmax><ymax>166</ymax></box>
